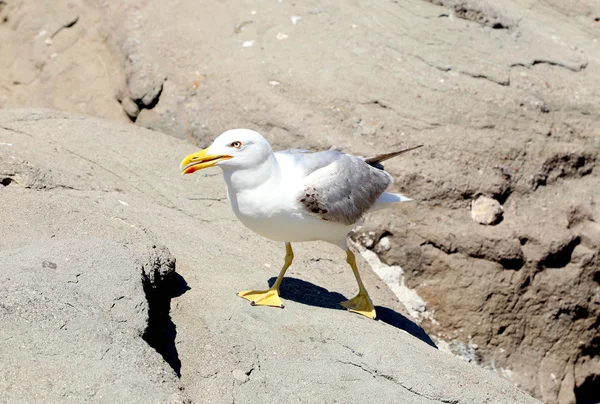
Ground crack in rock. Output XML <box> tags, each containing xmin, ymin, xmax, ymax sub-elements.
<box><xmin>0</xmin><ymin>1</ymin><xmax>7</xmax><ymax>24</ymax></box>
<box><xmin>411</xmin><ymin>55</ymin><xmax>510</xmax><ymax>86</ymax></box>
<box><xmin>531</xmin><ymin>151</ymin><xmax>596</xmax><ymax>191</ymax></box>
<box><xmin>422</xmin><ymin>0</ymin><xmax>513</xmax><ymax>30</ymax></box>
<box><xmin>141</xmin><ymin>246</ymin><xmax>189</xmax><ymax>378</ymax></box>
<box><xmin>510</xmin><ymin>59</ymin><xmax>588</xmax><ymax>72</ymax></box>
<box><xmin>336</xmin><ymin>360</ymin><xmax>459</xmax><ymax>403</ymax></box>
<box><xmin>50</xmin><ymin>15</ymin><xmax>79</xmax><ymax>39</ymax></box>
<box><xmin>422</xmin><ymin>237</ymin><xmax>525</xmax><ymax>270</ymax></box>
<box><xmin>459</xmin><ymin>71</ymin><xmax>510</xmax><ymax>86</ymax></box>
<box><xmin>0</xmin><ymin>124</ymin><xmax>34</xmax><ymax>138</ymax></box>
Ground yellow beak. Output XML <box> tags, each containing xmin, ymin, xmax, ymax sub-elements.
<box><xmin>180</xmin><ymin>148</ymin><xmax>232</xmax><ymax>175</ymax></box>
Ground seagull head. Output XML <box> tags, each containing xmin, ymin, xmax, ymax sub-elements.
<box><xmin>180</xmin><ymin>129</ymin><xmax>273</xmax><ymax>174</ymax></box>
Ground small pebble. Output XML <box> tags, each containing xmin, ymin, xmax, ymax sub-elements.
<box><xmin>42</xmin><ymin>261</ymin><xmax>58</xmax><ymax>270</ymax></box>
<box><xmin>232</xmin><ymin>369</ymin><xmax>249</xmax><ymax>384</ymax></box>
<box><xmin>471</xmin><ymin>196</ymin><xmax>503</xmax><ymax>225</ymax></box>
<box><xmin>120</xmin><ymin>97</ymin><xmax>139</xmax><ymax>119</ymax></box>
<box><xmin>376</xmin><ymin>237</ymin><xmax>391</xmax><ymax>252</ymax></box>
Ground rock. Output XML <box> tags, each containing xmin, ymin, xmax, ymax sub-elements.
<box><xmin>537</xmin><ymin>234</ymin><xmax>580</xmax><ymax>268</ymax></box>
<box><xmin>232</xmin><ymin>369</ymin><xmax>250</xmax><ymax>384</ymax></box>
<box><xmin>0</xmin><ymin>237</ymin><xmax>187</xmax><ymax>403</ymax></box>
<box><xmin>0</xmin><ymin>109</ymin><xmax>540</xmax><ymax>404</ymax></box>
<box><xmin>471</xmin><ymin>196</ymin><xmax>504</xmax><ymax>225</ymax></box>
<box><xmin>375</xmin><ymin>236</ymin><xmax>391</xmax><ymax>253</ymax></box>
<box><xmin>359</xmin><ymin>248</ymin><xmax>427</xmax><ymax>322</ymax></box>
<box><xmin>3</xmin><ymin>0</ymin><xmax>600</xmax><ymax>401</ymax></box>
<box><xmin>120</xmin><ymin>96</ymin><xmax>140</xmax><ymax>120</ymax></box>
<box><xmin>566</xmin><ymin>204</ymin><xmax>593</xmax><ymax>229</ymax></box>
<box><xmin>371</xmin><ymin>197</ymin><xmax>599</xmax><ymax>404</ymax></box>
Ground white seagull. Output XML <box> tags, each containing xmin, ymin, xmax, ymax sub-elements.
<box><xmin>180</xmin><ymin>129</ymin><xmax>421</xmax><ymax>319</ymax></box>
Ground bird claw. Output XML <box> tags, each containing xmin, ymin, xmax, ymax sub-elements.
<box><xmin>238</xmin><ymin>288</ymin><xmax>284</xmax><ymax>308</ymax></box>
<box><xmin>340</xmin><ymin>293</ymin><xmax>377</xmax><ymax>319</ymax></box>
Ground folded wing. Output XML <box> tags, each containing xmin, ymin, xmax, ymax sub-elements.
<box><xmin>277</xmin><ymin>150</ymin><xmax>392</xmax><ymax>225</ymax></box>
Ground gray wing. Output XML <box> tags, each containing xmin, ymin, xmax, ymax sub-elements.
<box><xmin>277</xmin><ymin>149</ymin><xmax>340</xmax><ymax>174</ymax></box>
<box><xmin>285</xmin><ymin>150</ymin><xmax>392</xmax><ymax>225</ymax></box>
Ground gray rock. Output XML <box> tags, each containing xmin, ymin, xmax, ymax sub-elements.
<box><xmin>120</xmin><ymin>96</ymin><xmax>140</xmax><ymax>120</ymax></box>
<box><xmin>0</xmin><ymin>109</ymin><xmax>540</xmax><ymax>404</ymax></box>
<box><xmin>4</xmin><ymin>0</ymin><xmax>599</xmax><ymax>400</ymax></box>
<box><xmin>232</xmin><ymin>369</ymin><xmax>250</xmax><ymax>384</ymax></box>
<box><xmin>0</xmin><ymin>237</ymin><xmax>187</xmax><ymax>403</ymax></box>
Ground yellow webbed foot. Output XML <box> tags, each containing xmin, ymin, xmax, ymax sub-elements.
<box><xmin>237</xmin><ymin>289</ymin><xmax>284</xmax><ymax>308</ymax></box>
<box><xmin>340</xmin><ymin>293</ymin><xmax>377</xmax><ymax>319</ymax></box>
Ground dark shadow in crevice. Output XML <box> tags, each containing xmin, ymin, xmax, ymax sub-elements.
<box><xmin>268</xmin><ymin>276</ymin><xmax>437</xmax><ymax>348</ymax></box>
<box><xmin>538</xmin><ymin>236</ymin><xmax>580</xmax><ymax>269</ymax></box>
<box><xmin>575</xmin><ymin>373</ymin><xmax>600</xmax><ymax>404</ymax></box>
<box><xmin>142</xmin><ymin>272</ymin><xmax>190</xmax><ymax>377</ymax></box>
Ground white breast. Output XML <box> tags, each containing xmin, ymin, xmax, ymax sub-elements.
<box><xmin>226</xmin><ymin>178</ymin><xmax>351</xmax><ymax>245</ymax></box>
<box><xmin>221</xmin><ymin>150</ymin><xmax>353</xmax><ymax>246</ymax></box>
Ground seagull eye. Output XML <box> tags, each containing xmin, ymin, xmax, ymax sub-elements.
<box><xmin>231</xmin><ymin>141</ymin><xmax>242</xmax><ymax>149</ymax></box>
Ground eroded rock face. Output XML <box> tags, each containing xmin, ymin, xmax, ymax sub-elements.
<box><xmin>0</xmin><ymin>109</ymin><xmax>542</xmax><ymax>404</ymax></box>
<box><xmin>355</xmin><ymin>193</ymin><xmax>599</xmax><ymax>403</ymax></box>
<box><xmin>0</xmin><ymin>238</ymin><xmax>187</xmax><ymax>403</ymax></box>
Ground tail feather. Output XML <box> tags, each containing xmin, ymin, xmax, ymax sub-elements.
<box><xmin>365</xmin><ymin>145</ymin><xmax>423</xmax><ymax>169</ymax></box>
<box><xmin>370</xmin><ymin>192</ymin><xmax>412</xmax><ymax>212</ymax></box>
<box><xmin>366</xmin><ymin>145</ymin><xmax>421</xmax><ymax>211</ymax></box>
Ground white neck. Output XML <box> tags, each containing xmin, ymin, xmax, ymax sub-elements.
<box><xmin>221</xmin><ymin>153</ymin><xmax>280</xmax><ymax>193</ymax></box>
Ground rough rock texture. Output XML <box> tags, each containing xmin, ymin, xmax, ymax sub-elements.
<box><xmin>0</xmin><ymin>238</ymin><xmax>187</xmax><ymax>403</ymax></box>
<box><xmin>0</xmin><ymin>1</ymin><xmax>128</xmax><ymax>122</ymax></box>
<box><xmin>0</xmin><ymin>109</ymin><xmax>539</xmax><ymax>403</ymax></box>
<box><xmin>1</xmin><ymin>0</ymin><xmax>600</xmax><ymax>402</ymax></box>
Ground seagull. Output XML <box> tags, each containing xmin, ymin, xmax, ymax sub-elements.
<box><xmin>180</xmin><ymin>129</ymin><xmax>421</xmax><ymax>319</ymax></box>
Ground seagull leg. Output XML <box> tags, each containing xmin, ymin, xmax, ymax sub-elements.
<box><xmin>340</xmin><ymin>250</ymin><xmax>377</xmax><ymax>319</ymax></box>
<box><xmin>237</xmin><ymin>242</ymin><xmax>294</xmax><ymax>308</ymax></box>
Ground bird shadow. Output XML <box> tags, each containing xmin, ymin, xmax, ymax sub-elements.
<box><xmin>268</xmin><ymin>276</ymin><xmax>437</xmax><ymax>349</ymax></box>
